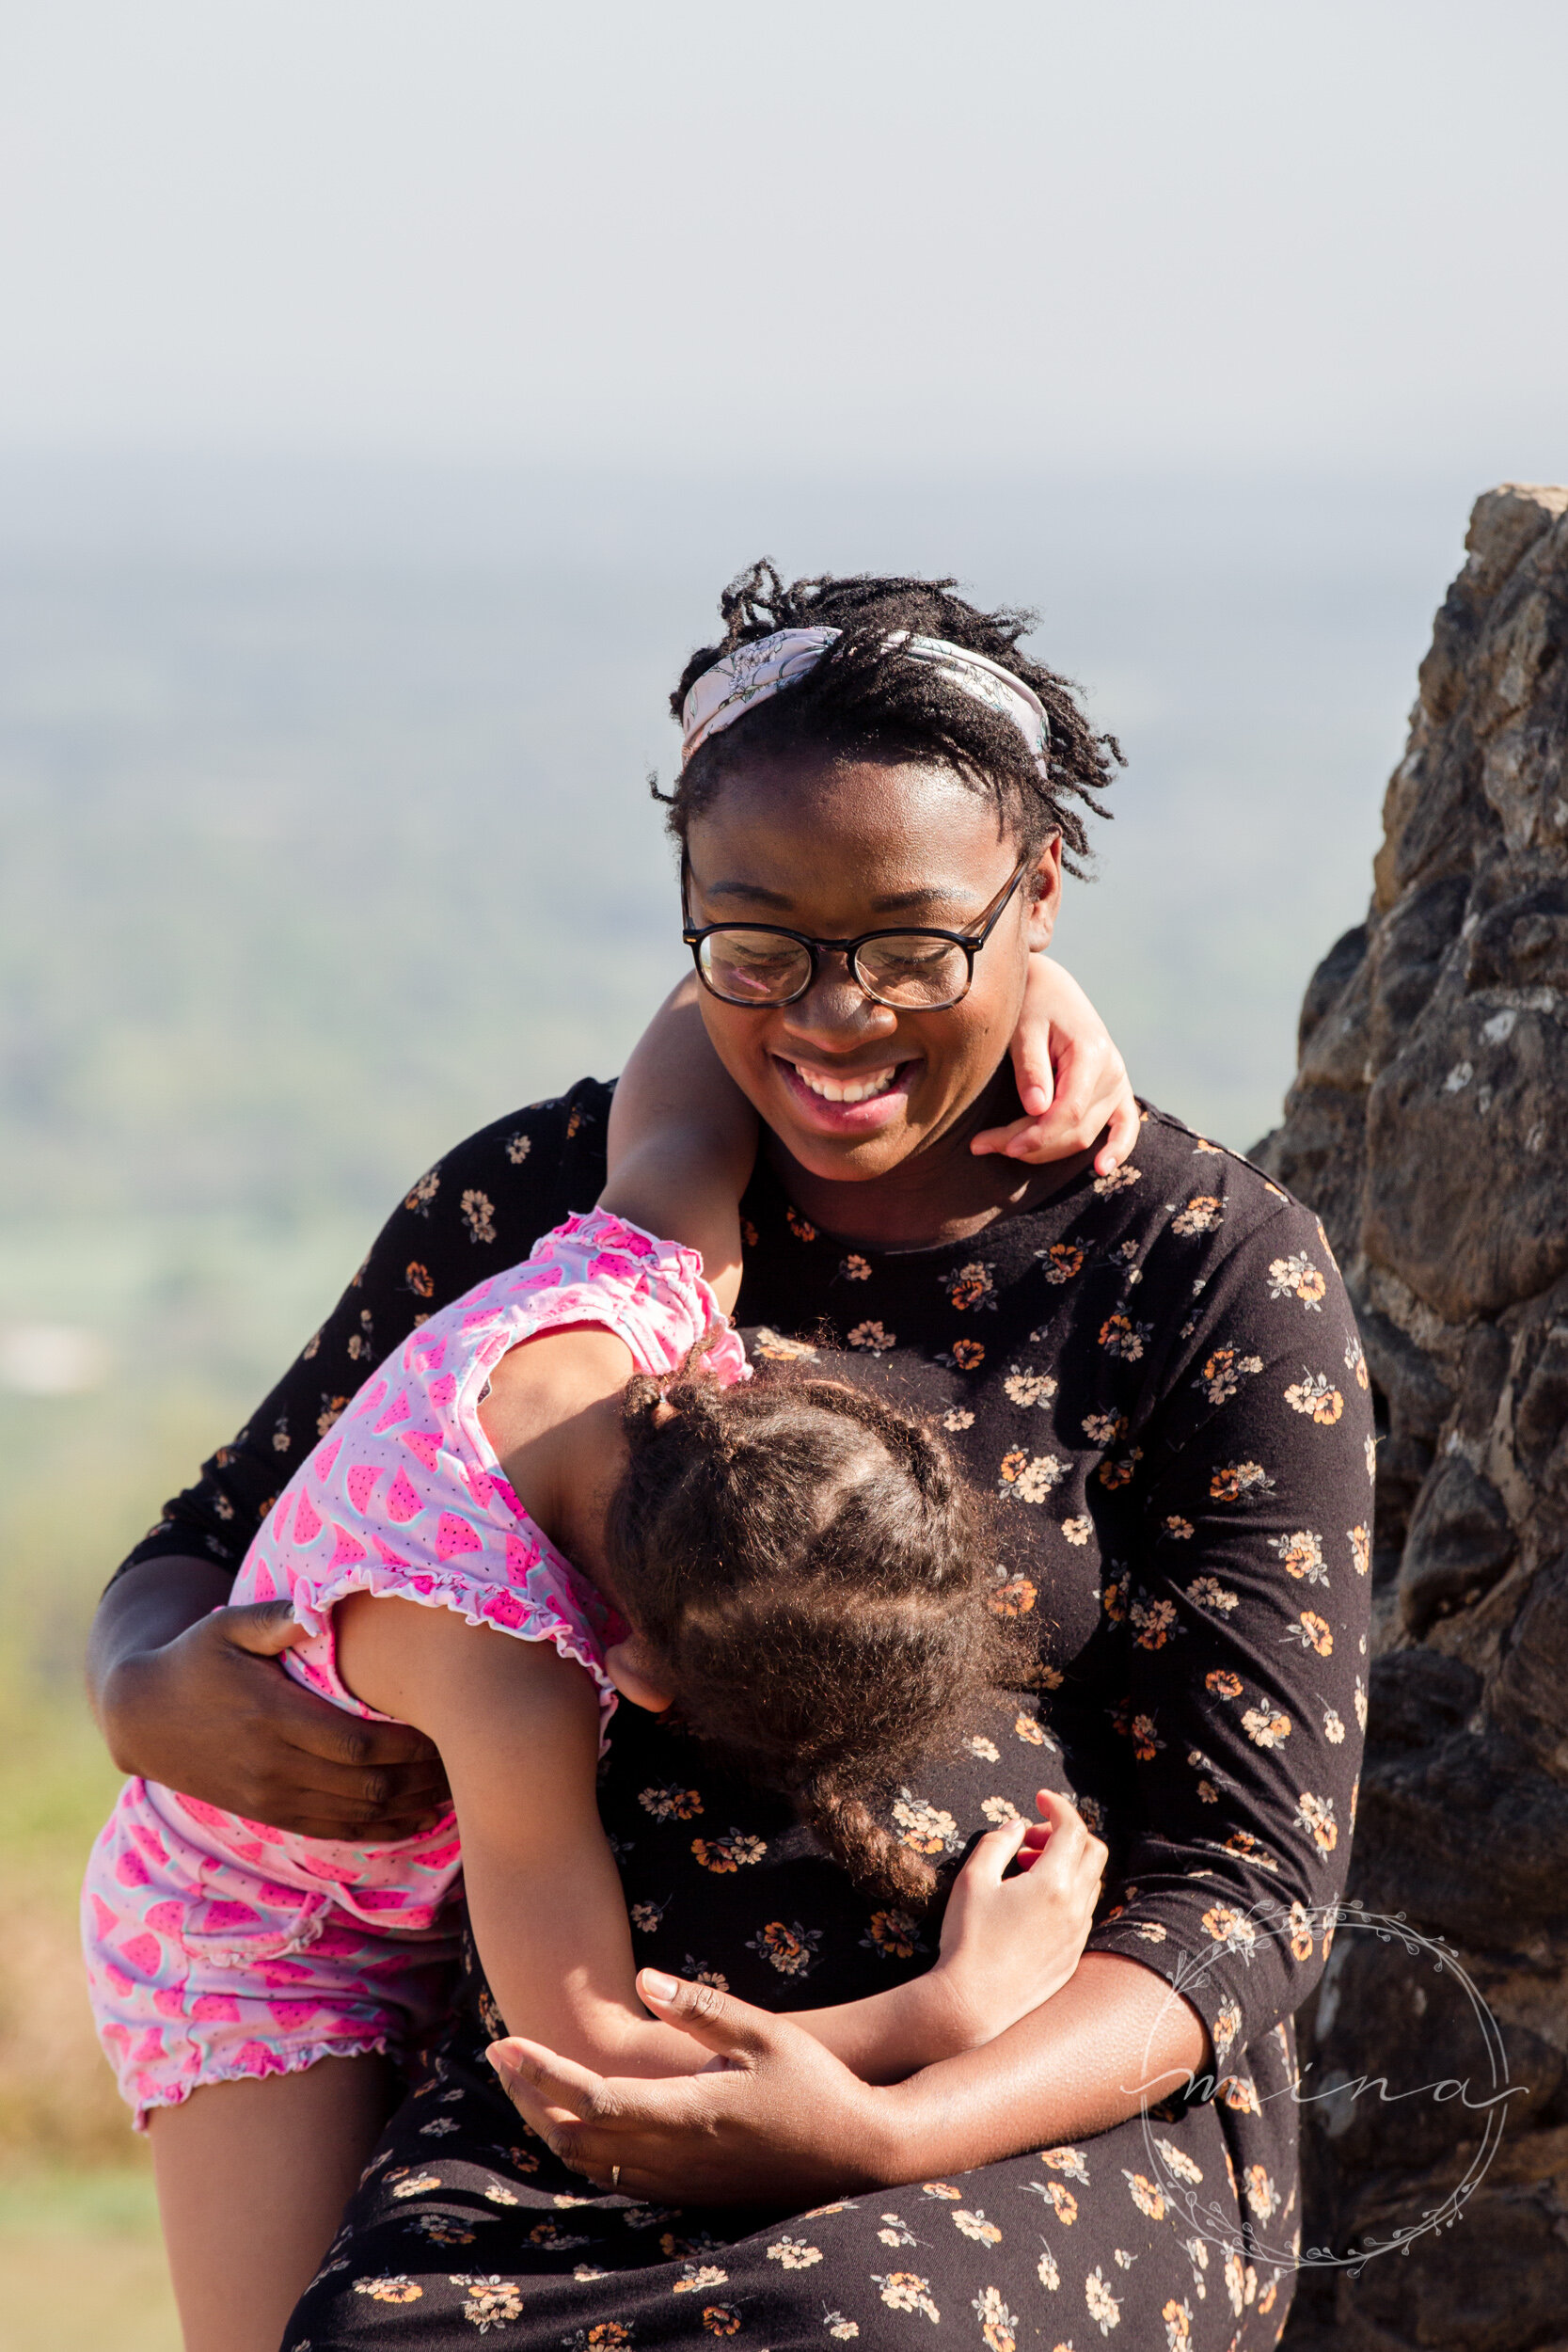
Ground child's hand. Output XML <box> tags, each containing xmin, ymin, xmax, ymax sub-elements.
<box><xmin>928</xmin><ymin>1789</ymin><xmax>1108</xmax><ymax>2050</ymax></box>
<box><xmin>971</xmin><ymin>956</ymin><xmax>1139</xmax><ymax>1176</ymax></box>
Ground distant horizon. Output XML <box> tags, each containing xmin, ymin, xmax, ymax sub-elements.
<box><xmin>0</xmin><ymin>445</ymin><xmax>1503</xmax><ymax>587</ymax></box>
<box><xmin>2</xmin><ymin>461</ymin><xmax>1464</xmax><ymax>1235</ymax></box>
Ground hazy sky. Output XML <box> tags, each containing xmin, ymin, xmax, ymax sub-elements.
<box><xmin>3</xmin><ymin>0</ymin><xmax>1565</xmax><ymax>479</ymax></box>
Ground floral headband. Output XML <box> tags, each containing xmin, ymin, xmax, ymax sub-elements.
<box><xmin>679</xmin><ymin>627</ymin><xmax>1052</xmax><ymax>774</ymax></box>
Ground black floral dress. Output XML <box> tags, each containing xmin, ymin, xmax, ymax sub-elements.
<box><xmin>119</xmin><ymin>1083</ymin><xmax>1372</xmax><ymax>2352</ymax></box>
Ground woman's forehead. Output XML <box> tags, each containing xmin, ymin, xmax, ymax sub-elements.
<box><xmin>686</xmin><ymin>755</ymin><xmax>1018</xmax><ymax>917</ymax></box>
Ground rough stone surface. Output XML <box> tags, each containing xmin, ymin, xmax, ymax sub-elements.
<box><xmin>1255</xmin><ymin>485</ymin><xmax>1568</xmax><ymax>2352</ymax></box>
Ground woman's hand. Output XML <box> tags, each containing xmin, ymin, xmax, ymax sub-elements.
<box><xmin>972</xmin><ymin>955</ymin><xmax>1138</xmax><ymax>1175</ymax></box>
<box><xmin>88</xmin><ymin>1560</ymin><xmax>449</xmax><ymax>1839</ymax></box>
<box><xmin>927</xmin><ymin>1790</ymin><xmax>1107</xmax><ymax>2049</ymax></box>
<box><xmin>488</xmin><ymin>1978</ymin><xmax>897</xmax><ymax>2207</ymax></box>
<box><xmin>490</xmin><ymin>1950</ymin><xmax>1212</xmax><ymax>2205</ymax></box>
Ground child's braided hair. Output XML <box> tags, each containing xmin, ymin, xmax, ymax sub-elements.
<box><xmin>654</xmin><ymin>560</ymin><xmax>1122</xmax><ymax>876</ymax></box>
<box><xmin>603</xmin><ymin>1358</ymin><xmax>1037</xmax><ymax>1907</ymax></box>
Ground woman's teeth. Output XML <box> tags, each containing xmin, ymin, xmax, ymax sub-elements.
<box><xmin>788</xmin><ymin>1062</ymin><xmax>900</xmax><ymax>1104</ymax></box>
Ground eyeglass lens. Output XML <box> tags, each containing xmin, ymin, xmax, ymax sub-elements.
<box><xmin>697</xmin><ymin>930</ymin><xmax>971</xmax><ymax>1009</ymax></box>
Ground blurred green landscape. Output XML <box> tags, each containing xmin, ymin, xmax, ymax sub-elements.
<box><xmin>0</xmin><ymin>458</ymin><xmax>1465</xmax><ymax>2339</ymax></box>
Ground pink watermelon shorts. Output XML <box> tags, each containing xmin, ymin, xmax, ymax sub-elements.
<box><xmin>82</xmin><ymin>1779</ymin><xmax>461</xmax><ymax>2128</ymax></box>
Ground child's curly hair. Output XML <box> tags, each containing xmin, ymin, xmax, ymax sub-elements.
<box><xmin>603</xmin><ymin>1359</ymin><xmax>1036</xmax><ymax>1908</ymax></box>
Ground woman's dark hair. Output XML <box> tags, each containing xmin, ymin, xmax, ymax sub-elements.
<box><xmin>655</xmin><ymin>561</ymin><xmax>1122</xmax><ymax>876</ymax></box>
<box><xmin>603</xmin><ymin>1359</ymin><xmax>1035</xmax><ymax>1908</ymax></box>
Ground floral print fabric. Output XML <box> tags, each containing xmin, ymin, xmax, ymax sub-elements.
<box><xmin>85</xmin><ymin>1208</ymin><xmax>741</xmax><ymax>2122</ymax></box>
<box><xmin>286</xmin><ymin>1701</ymin><xmax>1300</xmax><ymax>2348</ymax></box>
<box><xmin>119</xmin><ymin>1083</ymin><xmax>1371</xmax><ymax>2345</ymax></box>
<box><xmin>290</xmin><ymin>1964</ymin><xmax>1282</xmax><ymax>2350</ymax></box>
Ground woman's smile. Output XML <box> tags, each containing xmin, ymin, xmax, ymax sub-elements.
<box><xmin>770</xmin><ymin>1049</ymin><xmax>919</xmax><ymax>1127</ymax></box>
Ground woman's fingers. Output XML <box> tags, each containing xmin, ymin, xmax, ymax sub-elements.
<box><xmin>486</xmin><ymin>2035</ymin><xmax>744</xmax><ymax>2196</ymax></box>
<box><xmin>489</xmin><ymin>1980</ymin><xmax>784</xmax><ymax>2184</ymax></box>
<box><xmin>633</xmin><ymin>1971</ymin><xmax>773</xmax><ymax>2064</ymax></box>
<box><xmin>219</xmin><ymin>1596</ymin><xmax>311</xmax><ymax>1658</ymax></box>
<box><xmin>487</xmin><ymin>2036</ymin><xmax>607</xmax><ymax>2118</ymax></box>
<box><xmin>485</xmin><ymin>2039</ymin><xmax>627</xmax><ymax>2182</ymax></box>
<box><xmin>116</xmin><ymin>1601</ymin><xmax>450</xmax><ymax>1838</ymax></box>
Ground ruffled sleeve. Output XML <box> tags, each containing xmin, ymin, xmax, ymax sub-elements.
<box><xmin>487</xmin><ymin>1207</ymin><xmax>749</xmax><ymax>1389</ymax></box>
<box><xmin>277</xmin><ymin>1516</ymin><xmax>620</xmax><ymax>1746</ymax></box>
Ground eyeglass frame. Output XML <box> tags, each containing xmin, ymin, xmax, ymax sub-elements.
<box><xmin>679</xmin><ymin>847</ymin><xmax>1037</xmax><ymax>1011</ymax></box>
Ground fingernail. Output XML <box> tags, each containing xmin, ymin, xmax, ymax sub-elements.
<box><xmin>640</xmin><ymin>1970</ymin><xmax>678</xmax><ymax>2002</ymax></box>
<box><xmin>484</xmin><ymin>2043</ymin><xmax>516</xmax><ymax>2079</ymax></box>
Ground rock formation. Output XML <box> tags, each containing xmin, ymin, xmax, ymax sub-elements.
<box><xmin>1258</xmin><ymin>484</ymin><xmax>1568</xmax><ymax>2352</ymax></box>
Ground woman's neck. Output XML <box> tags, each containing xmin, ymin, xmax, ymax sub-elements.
<box><xmin>764</xmin><ymin>1077</ymin><xmax>1092</xmax><ymax>1253</ymax></box>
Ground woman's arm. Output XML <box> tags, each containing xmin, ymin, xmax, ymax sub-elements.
<box><xmin>488</xmin><ymin>1949</ymin><xmax>1209</xmax><ymax>2206</ymax></box>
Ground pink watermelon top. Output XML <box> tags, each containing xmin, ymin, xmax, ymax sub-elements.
<box><xmin>151</xmin><ymin>1209</ymin><xmax>747</xmax><ymax>1932</ymax></box>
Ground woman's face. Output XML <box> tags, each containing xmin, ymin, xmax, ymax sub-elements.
<box><xmin>683</xmin><ymin>755</ymin><xmax>1061</xmax><ymax>1185</ymax></box>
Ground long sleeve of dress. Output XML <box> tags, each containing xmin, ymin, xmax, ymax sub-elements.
<box><xmin>1083</xmin><ymin>1185</ymin><xmax>1374</xmax><ymax>2090</ymax></box>
<box><xmin>108</xmin><ymin>1078</ymin><xmax>615</xmax><ymax>1586</ymax></box>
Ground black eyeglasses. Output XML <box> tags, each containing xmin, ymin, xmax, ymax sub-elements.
<box><xmin>681</xmin><ymin>850</ymin><xmax>1034</xmax><ymax>1011</ymax></box>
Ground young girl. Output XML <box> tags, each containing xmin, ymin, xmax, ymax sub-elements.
<box><xmin>84</xmin><ymin>970</ymin><xmax>1115</xmax><ymax>2352</ymax></box>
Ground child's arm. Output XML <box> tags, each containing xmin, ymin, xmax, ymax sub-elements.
<box><xmin>335</xmin><ymin>1593</ymin><xmax>720</xmax><ymax>2078</ymax></box>
<box><xmin>337</xmin><ymin>1595</ymin><xmax>1109</xmax><ymax>2088</ymax></box>
<box><xmin>971</xmin><ymin>954</ymin><xmax>1140</xmax><ymax>1176</ymax></box>
<box><xmin>600</xmin><ymin>978</ymin><xmax>757</xmax><ymax>1315</ymax></box>
<box><xmin>488</xmin><ymin>1788</ymin><xmax>1110</xmax><ymax>2096</ymax></box>
<box><xmin>704</xmin><ymin>1790</ymin><xmax>1108</xmax><ymax>2086</ymax></box>
<box><xmin>479</xmin><ymin>985</ymin><xmax>756</xmax><ymax>1578</ymax></box>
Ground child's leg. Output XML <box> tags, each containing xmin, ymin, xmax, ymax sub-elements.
<box><xmin>149</xmin><ymin>2054</ymin><xmax>396</xmax><ymax>2352</ymax></box>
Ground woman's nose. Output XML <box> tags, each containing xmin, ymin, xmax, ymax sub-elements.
<box><xmin>779</xmin><ymin>960</ymin><xmax>900</xmax><ymax>1047</ymax></box>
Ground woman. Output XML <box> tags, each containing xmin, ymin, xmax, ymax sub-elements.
<box><xmin>89</xmin><ymin>564</ymin><xmax>1370</xmax><ymax>2349</ymax></box>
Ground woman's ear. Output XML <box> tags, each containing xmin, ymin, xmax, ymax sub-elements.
<box><xmin>604</xmin><ymin>1636</ymin><xmax>674</xmax><ymax>1714</ymax></box>
<box><xmin>1025</xmin><ymin>835</ymin><xmax>1064</xmax><ymax>952</ymax></box>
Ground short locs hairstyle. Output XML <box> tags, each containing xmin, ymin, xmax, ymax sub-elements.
<box><xmin>602</xmin><ymin>1360</ymin><xmax>1037</xmax><ymax>1908</ymax></box>
<box><xmin>653</xmin><ymin>560</ymin><xmax>1123</xmax><ymax>876</ymax></box>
